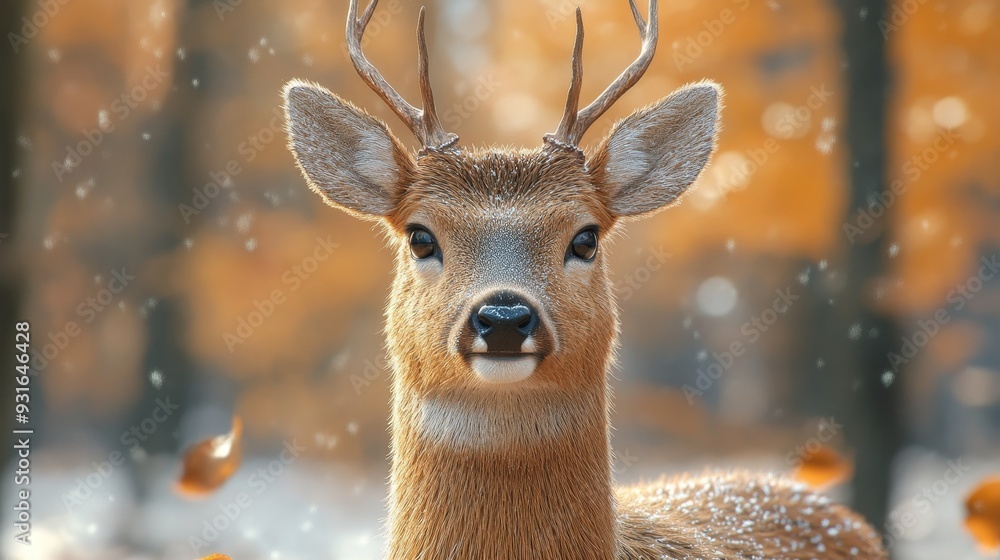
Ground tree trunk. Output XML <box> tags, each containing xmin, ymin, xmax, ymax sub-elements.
<box><xmin>829</xmin><ymin>0</ymin><xmax>903</xmax><ymax>538</ymax></box>
<box><xmin>0</xmin><ymin>0</ymin><xmax>27</xmax><ymax>522</ymax></box>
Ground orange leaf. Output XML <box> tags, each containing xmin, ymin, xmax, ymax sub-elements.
<box><xmin>965</xmin><ymin>476</ymin><xmax>1000</xmax><ymax>555</ymax></box>
<box><xmin>176</xmin><ymin>416</ymin><xmax>243</xmax><ymax>498</ymax></box>
<box><xmin>792</xmin><ymin>445</ymin><xmax>854</xmax><ymax>489</ymax></box>
<box><xmin>197</xmin><ymin>555</ymin><xmax>232</xmax><ymax>560</ymax></box>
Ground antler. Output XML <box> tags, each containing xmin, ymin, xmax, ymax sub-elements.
<box><xmin>346</xmin><ymin>0</ymin><xmax>458</xmax><ymax>151</ymax></box>
<box><xmin>544</xmin><ymin>0</ymin><xmax>658</xmax><ymax>148</ymax></box>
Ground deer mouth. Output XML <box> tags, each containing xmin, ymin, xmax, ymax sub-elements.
<box><xmin>468</xmin><ymin>354</ymin><xmax>539</xmax><ymax>384</ymax></box>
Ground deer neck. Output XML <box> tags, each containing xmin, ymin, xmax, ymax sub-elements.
<box><xmin>386</xmin><ymin>363</ymin><xmax>617</xmax><ymax>560</ymax></box>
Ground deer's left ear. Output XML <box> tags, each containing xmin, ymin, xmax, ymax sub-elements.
<box><xmin>589</xmin><ymin>81</ymin><xmax>722</xmax><ymax>219</ymax></box>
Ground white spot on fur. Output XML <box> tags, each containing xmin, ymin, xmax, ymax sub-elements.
<box><xmin>418</xmin><ymin>391</ymin><xmax>571</xmax><ymax>449</ymax></box>
<box><xmin>413</xmin><ymin>257</ymin><xmax>442</xmax><ymax>275</ymax></box>
<box><xmin>471</xmin><ymin>337</ymin><xmax>488</xmax><ymax>353</ymax></box>
<box><xmin>471</xmin><ymin>356</ymin><xmax>537</xmax><ymax>383</ymax></box>
<box><xmin>521</xmin><ymin>337</ymin><xmax>536</xmax><ymax>353</ymax></box>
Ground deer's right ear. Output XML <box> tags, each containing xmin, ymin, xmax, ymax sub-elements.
<box><xmin>283</xmin><ymin>80</ymin><xmax>414</xmax><ymax>218</ymax></box>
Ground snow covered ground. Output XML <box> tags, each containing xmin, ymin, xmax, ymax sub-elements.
<box><xmin>2</xmin><ymin>446</ymin><xmax>993</xmax><ymax>559</ymax></box>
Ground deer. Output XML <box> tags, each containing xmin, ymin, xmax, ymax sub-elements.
<box><xmin>281</xmin><ymin>0</ymin><xmax>888</xmax><ymax>558</ymax></box>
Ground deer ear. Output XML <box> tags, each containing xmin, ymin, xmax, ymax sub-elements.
<box><xmin>283</xmin><ymin>80</ymin><xmax>414</xmax><ymax>218</ymax></box>
<box><xmin>590</xmin><ymin>81</ymin><xmax>722</xmax><ymax>219</ymax></box>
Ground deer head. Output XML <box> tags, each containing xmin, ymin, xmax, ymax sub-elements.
<box><xmin>283</xmin><ymin>0</ymin><xmax>720</xmax><ymax>416</ymax></box>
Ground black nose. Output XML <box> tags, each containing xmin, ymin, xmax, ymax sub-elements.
<box><xmin>472</xmin><ymin>292</ymin><xmax>539</xmax><ymax>353</ymax></box>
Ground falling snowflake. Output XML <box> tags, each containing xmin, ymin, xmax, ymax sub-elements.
<box><xmin>815</xmin><ymin>134</ymin><xmax>836</xmax><ymax>154</ymax></box>
<box><xmin>236</xmin><ymin>212</ymin><xmax>253</xmax><ymax>233</ymax></box>
<box><xmin>75</xmin><ymin>179</ymin><xmax>94</xmax><ymax>200</ymax></box>
<box><xmin>881</xmin><ymin>371</ymin><xmax>895</xmax><ymax>387</ymax></box>
<box><xmin>798</xmin><ymin>268</ymin><xmax>811</xmax><ymax>285</ymax></box>
<box><xmin>847</xmin><ymin>322</ymin><xmax>862</xmax><ymax>340</ymax></box>
<box><xmin>149</xmin><ymin>369</ymin><xmax>164</xmax><ymax>389</ymax></box>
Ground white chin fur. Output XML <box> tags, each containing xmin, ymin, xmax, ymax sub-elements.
<box><xmin>470</xmin><ymin>356</ymin><xmax>537</xmax><ymax>383</ymax></box>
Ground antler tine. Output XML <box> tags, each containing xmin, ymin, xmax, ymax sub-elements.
<box><xmin>574</xmin><ymin>0</ymin><xmax>657</xmax><ymax>140</ymax></box>
<box><xmin>545</xmin><ymin>0</ymin><xmax>659</xmax><ymax>148</ymax></box>
<box><xmin>543</xmin><ymin>8</ymin><xmax>585</xmax><ymax>149</ymax></box>
<box><xmin>416</xmin><ymin>7</ymin><xmax>458</xmax><ymax>150</ymax></box>
<box><xmin>628</xmin><ymin>0</ymin><xmax>647</xmax><ymax>37</ymax></box>
<box><xmin>346</xmin><ymin>0</ymin><xmax>420</xmax><ymax>133</ymax></box>
<box><xmin>346</xmin><ymin>0</ymin><xmax>457</xmax><ymax>151</ymax></box>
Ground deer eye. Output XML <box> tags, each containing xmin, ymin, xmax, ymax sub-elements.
<box><xmin>568</xmin><ymin>229</ymin><xmax>598</xmax><ymax>261</ymax></box>
<box><xmin>408</xmin><ymin>227</ymin><xmax>439</xmax><ymax>260</ymax></box>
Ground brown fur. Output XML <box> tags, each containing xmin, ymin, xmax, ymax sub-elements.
<box><xmin>283</xmin><ymin>74</ymin><xmax>885</xmax><ymax>560</ymax></box>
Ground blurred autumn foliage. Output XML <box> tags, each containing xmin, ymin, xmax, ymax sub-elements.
<box><xmin>2</xmin><ymin>0</ymin><xmax>999</xmax><ymax>558</ymax></box>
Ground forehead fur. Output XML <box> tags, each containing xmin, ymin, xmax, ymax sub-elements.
<box><xmin>388</xmin><ymin>147</ymin><xmax>615</xmax><ymax>231</ymax></box>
